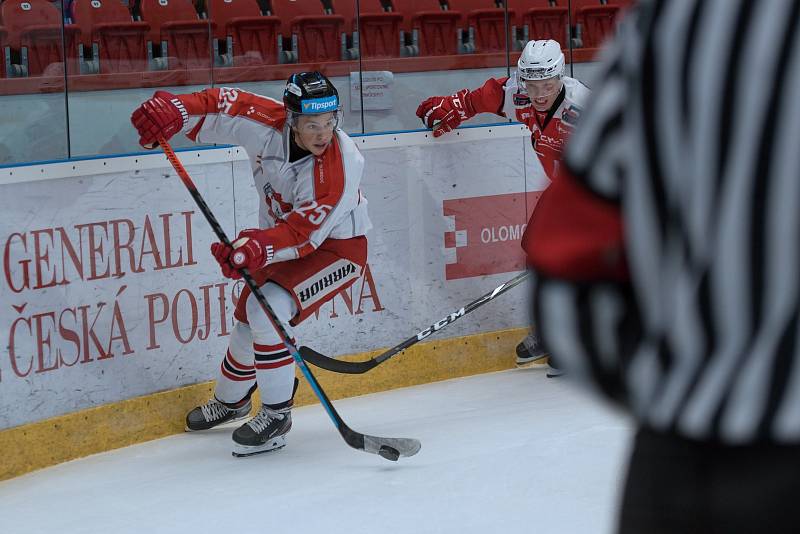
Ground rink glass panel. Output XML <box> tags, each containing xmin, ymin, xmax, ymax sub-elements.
<box><xmin>355</xmin><ymin>0</ymin><xmax>512</xmax><ymax>134</ymax></box>
<box><xmin>0</xmin><ymin>0</ymin><xmax>634</xmax><ymax>162</ymax></box>
<box><xmin>0</xmin><ymin>0</ymin><xmax>71</xmax><ymax>164</ymax></box>
<box><xmin>64</xmin><ymin>0</ymin><xmax>216</xmax><ymax>157</ymax></box>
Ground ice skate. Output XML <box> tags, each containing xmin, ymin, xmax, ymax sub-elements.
<box><xmin>515</xmin><ymin>333</ymin><xmax>549</xmax><ymax>368</ymax></box>
<box><xmin>185</xmin><ymin>398</ymin><xmax>251</xmax><ymax>432</ymax></box>
<box><xmin>232</xmin><ymin>405</ymin><xmax>292</xmax><ymax>458</ymax></box>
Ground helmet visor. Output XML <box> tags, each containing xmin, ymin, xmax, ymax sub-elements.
<box><xmin>522</xmin><ymin>78</ymin><xmax>562</xmax><ymax>99</ymax></box>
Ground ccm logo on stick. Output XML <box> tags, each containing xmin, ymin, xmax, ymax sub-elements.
<box><xmin>416</xmin><ymin>308</ymin><xmax>466</xmax><ymax>341</ymax></box>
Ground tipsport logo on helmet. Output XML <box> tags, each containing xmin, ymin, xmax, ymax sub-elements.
<box><xmin>301</xmin><ymin>96</ymin><xmax>339</xmax><ymax>113</ymax></box>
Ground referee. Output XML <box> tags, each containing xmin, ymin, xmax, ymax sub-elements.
<box><xmin>525</xmin><ymin>0</ymin><xmax>800</xmax><ymax>532</ymax></box>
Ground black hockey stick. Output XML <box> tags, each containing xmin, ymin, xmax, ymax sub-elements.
<box><xmin>301</xmin><ymin>270</ymin><xmax>531</xmax><ymax>374</ymax></box>
<box><xmin>159</xmin><ymin>137</ymin><xmax>421</xmax><ymax>461</ymax></box>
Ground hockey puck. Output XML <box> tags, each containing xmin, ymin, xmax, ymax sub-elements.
<box><xmin>378</xmin><ymin>445</ymin><xmax>400</xmax><ymax>462</ymax></box>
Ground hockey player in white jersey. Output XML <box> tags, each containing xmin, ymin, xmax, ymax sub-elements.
<box><xmin>416</xmin><ymin>40</ymin><xmax>590</xmax><ymax>375</ymax></box>
<box><xmin>131</xmin><ymin>72</ymin><xmax>371</xmax><ymax>456</ymax></box>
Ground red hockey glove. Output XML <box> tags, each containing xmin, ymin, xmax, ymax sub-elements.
<box><xmin>131</xmin><ymin>90</ymin><xmax>187</xmax><ymax>149</ymax></box>
<box><xmin>415</xmin><ymin>89</ymin><xmax>477</xmax><ymax>138</ymax></box>
<box><xmin>210</xmin><ymin>242</ymin><xmax>241</xmax><ymax>280</ymax></box>
<box><xmin>229</xmin><ymin>229</ymin><xmax>275</xmax><ymax>271</ymax></box>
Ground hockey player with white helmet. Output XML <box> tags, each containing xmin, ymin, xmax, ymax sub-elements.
<box><xmin>416</xmin><ymin>40</ymin><xmax>590</xmax><ymax>375</ymax></box>
<box><xmin>130</xmin><ymin>72</ymin><xmax>371</xmax><ymax>456</ymax></box>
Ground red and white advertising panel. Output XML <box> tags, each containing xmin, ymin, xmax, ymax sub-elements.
<box><xmin>0</xmin><ymin>126</ymin><xmax>547</xmax><ymax>429</ymax></box>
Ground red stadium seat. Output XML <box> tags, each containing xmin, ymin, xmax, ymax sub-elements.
<box><xmin>568</xmin><ymin>0</ymin><xmax>600</xmax><ymax>9</ymax></box>
<box><xmin>525</xmin><ymin>6</ymin><xmax>568</xmax><ymax>43</ymax></box>
<box><xmin>394</xmin><ymin>0</ymin><xmax>461</xmax><ymax>56</ymax></box>
<box><xmin>328</xmin><ymin>0</ymin><xmax>355</xmax><ymax>28</ymax></box>
<box><xmin>509</xmin><ymin>2</ymin><xmax>569</xmax><ymax>47</ymax></box>
<box><xmin>331</xmin><ymin>0</ymin><xmax>402</xmax><ymax>58</ymax></box>
<box><xmin>449</xmin><ymin>0</ymin><xmax>511</xmax><ymax>53</ymax></box>
<box><xmin>506</xmin><ymin>0</ymin><xmax>568</xmax><ymax>45</ymax></box>
<box><xmin>70</xmin><ymin>0</ymin><xmax>150</xmax><ymax>73</ymax></box>
<box><xmin>578</xmin><ymin>4</ymin><xmax>619</xmax><ymax>48</ymax></box>
<box><xmin>0</xmin><ymin>0</ymin><xmax>80</xmax><ymax>76</ymax></box>
<box><xmin>139</xmin><ymin>0</ymin><xmax>214</xmax><ymax>69</ymax></box>
<box><xmin>272</xmin><ymin>0</ymin><xmax>344</xmax><ymax>62</ymax></box>
<box><xmin>271</xmin><ymin>0</ymin><xmax>323</xmax><ymax>37</ymax></box>
<box><xmin>208</xmin><ymin>0</ymin><xmax>280</xmax><ymax>66</ymax></box>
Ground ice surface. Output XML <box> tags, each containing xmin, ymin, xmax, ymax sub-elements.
<box><xmin>0</xmin><ymin>369</ymin><xmax>633</xmax><ymax>534</ymax></box>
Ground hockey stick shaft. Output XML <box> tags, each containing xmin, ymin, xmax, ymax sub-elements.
<box><xmin>300</xmin><ymin>270</ymin><xmax>531</xmax><ymax>374</ymax></box>
<box><xmin>158</xmin><ymin>138</ymin><xmax>420</xmax><ymax>459</ymax></box>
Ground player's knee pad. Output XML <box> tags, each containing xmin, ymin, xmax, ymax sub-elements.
<box><xmin>245</xmin><ymin>282</ymin><xmax>298</xmax><ymax>333</ymax></box>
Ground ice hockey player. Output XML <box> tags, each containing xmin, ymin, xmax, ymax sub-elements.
<box><xmin>130</xmin><ymin>72</ymin><xmax>371</xmax><ymax>456</ymax></box>
<box><xmin>415</xmin><ymin>39</ymin><xmax>590</xmax><ymax>376</ymax></box>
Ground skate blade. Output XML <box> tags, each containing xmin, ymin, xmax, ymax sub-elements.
<box><xmin>232</xmin><ymin>435</ymin><xmax>287</xmax><ymax>458</ymax></box>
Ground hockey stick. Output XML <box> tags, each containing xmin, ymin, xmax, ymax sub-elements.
<box><xmin>158</xmin><ymin>137</ymin><xmax>421</xmax><ymax>462</ymax></box>
<box><xmin>301</xmin><ymin>270</ymin><xmax>531</xmax><ymax>374</ymax></box>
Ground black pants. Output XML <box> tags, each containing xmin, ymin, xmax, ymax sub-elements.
<box><xmin>618</xmin><ymin>427</ymin><xmax>800</xmax><ymax>534</ymax></box>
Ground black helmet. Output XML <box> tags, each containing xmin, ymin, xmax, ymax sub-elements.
<box><xmin>283</xmin><ymin>72</ymin><xmax>340</xmax><ymax>115</ymax></box>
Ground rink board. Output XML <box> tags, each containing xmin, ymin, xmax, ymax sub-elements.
<box><xmin>0</xmin><ymin>327</ymin><xmax>527</xmax><ymax>481</ymax></box>
<box><xmin>0</xmin><ymin>125</ymin><xmax>547</xmax><ymax>479</ymax></box>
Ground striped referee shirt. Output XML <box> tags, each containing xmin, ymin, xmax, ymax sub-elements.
<box><xmin>527</xmin><ymin>0</ymin><xmax>800</xmax><ymax>444</ymax></box>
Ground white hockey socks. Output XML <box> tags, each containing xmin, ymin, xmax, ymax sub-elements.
<box><xmin>246</xmin><ymin>282</ymin><xmax>298</xmax><ymax>408</ymax></box>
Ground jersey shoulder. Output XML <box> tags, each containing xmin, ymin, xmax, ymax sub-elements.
<box><xmin>223</xmin><ymin>88</ymin><xmax>288</xmax><ymax>130</ymax></box>
<box><xmin>563</xmin><ymin>76</ymin><xmax>591</xmax><ymax>107</ymax></box>
<box><xmin>503</xmin><ymin>72</ymin><xmax>520</xmax><ymax>93</ymax></box>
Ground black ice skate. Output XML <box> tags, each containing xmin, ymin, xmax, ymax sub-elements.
<box><xmin>232</xmin><ymin>405</ymin><xmax>292</xmax><ymax>458</ymax></box>
<box><xmin>515</xmin><ymin>333</ymin><xmax>549</xmax><ymax>368</ymax></box>
<box><xmin>185</xmin><ymin>398</ymin><xmax>252</xmax><ymax>432</ymax></box>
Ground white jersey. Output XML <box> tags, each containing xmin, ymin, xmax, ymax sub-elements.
<box><xmin>506</xmin><ymin>74</ymin><xmax>590</xmax><ymax>178</ymax></box>
<box><xmin>468</xmin><ymin>74</ymin><xmax>590</xmax><ymax>178</ymax></box>
<box><xmin>177</xmin><ymin>87</ymin><xmax>371</xmax><ymax>262</ymax></box>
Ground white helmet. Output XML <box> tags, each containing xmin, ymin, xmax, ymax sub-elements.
<box><xmin>517</xmin><ymin>40</ymin><xmax>565</xmax><ymax>81</ymax></box>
